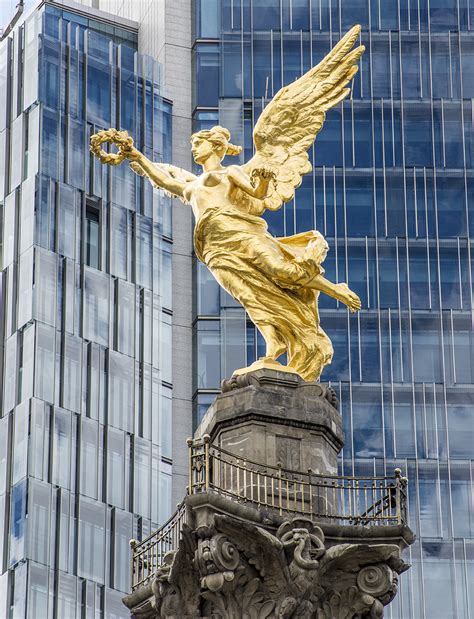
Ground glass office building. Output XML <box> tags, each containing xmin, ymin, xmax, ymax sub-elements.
<box><xmin>0</xmin><ymin>2</ymin><xmax>173</xmax><ymax>616</ymax></box>
<box><xmin>193</xmin><ymin>2</ymin><xmax>474</xmax><ymax>617</ymax></box>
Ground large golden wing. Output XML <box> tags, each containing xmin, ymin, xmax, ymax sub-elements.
<box><xmin>242</xmin><ymin>25</ymin><xmax>364</xmax><ymax>214</ymax></box>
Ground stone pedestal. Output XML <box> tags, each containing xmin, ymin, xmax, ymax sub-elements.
<box><xmin>196</xmin><ymin>369</ymin><xmax>343</xmax><ymax>476</ymax></box>
<box><xmin>123</xmin><ymin>369</ymin><xmax>415</xmax><ymax>619</ymax></box>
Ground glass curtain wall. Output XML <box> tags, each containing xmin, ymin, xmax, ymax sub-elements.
<box><xmin>0</xmin><ymin>3</ymin><xmax>173</xmax><ymax>617</ymax></box>
<box><xmin>192</xmin><ymin>1</ymin><xmax>474</xmax><ymax>617</ymax></box>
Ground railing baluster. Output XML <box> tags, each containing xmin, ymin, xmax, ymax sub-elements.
<box><xmin>130</xmin><ymin>441</ymin><xmax>409</xmax><ymax>593</ymax></box>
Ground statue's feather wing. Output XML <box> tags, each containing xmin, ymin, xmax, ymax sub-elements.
<box><xmin>242</xmin><ymin>25</ymin><xmax>364</xmax><ymax>214</ymax></box>
<box><xmin>130</xmin><ymin>161</ymin><xmax>196</xmax><ymax>202</ymax></box>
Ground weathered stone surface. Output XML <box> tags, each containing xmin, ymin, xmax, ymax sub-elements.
<box><xmin>123</xmin><ymin>493</ymin><xmax>414</xmax><ymax>619</ymax></box>
<box><xmin>123</xmin><ymin>369</ymin><xmax>414</xmax><ymax>618</ymax></box>
<box><xmin>196</xmin><ymin>369</ymin><xmax>343</xmax><ymax>476</ymax></box>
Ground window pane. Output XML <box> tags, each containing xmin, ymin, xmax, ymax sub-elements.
<box><xmin>26</xmin><ymin>480</ymin><xmax>51</xmax><ymax>566</ymax></box>
<box><xmin>51</xmin><ymin>407</ymin><xmax>72</xmax><ymax>489</ymax></box>
<box><xmin>35</xmin><ymin>322</ymin><xmax>55</xmax><ymax>403</ymax></box>
<box><xmin>34</xmin><ymin>248</ymin><xmax>57</xmax><ymax>327</ymax></box>
<box><xmin>83</xmin><ymin>268</ymin><xmax>109</xmax><ymax>347</ymax></box>
<box><xmin>85</xmin><ymin>205</ymin><xmax>100</xmax><ymax>269</ymax></box>
<box><xmin>134</xmin><ymin>437</ymin><xmax>151</xmax><ymax>518</ymax></box>
<box><xmin>77</xmin><ymin>497</ymin><xmax>105</xmax><ymax>584</ymax></box>
<box><xmin>108</xmin><ymin>350</ymin><xmax>134</xmax><ymax>432</ymax></box>
<box><xmin>9</xmin><ymin>479</ymin><xmax>27</xmax><ymax>567</ymax></box>
<box><xmin>107</xmin><ymin>428</ymin><xmax>125</xmax><ymax>509</ymax></box>
<box><xmin>62</xmin><ymin>334</ymin><xmax>82</xmax><ymax>412</ymax></box>
<box><xmin>80</xmin><ymin>418</ymin><xmax>98</xmax><ymax>499</ymax></box>
<box><xmin>57</xmin><ymin>184</ymin><xmax>76</xmax><ymax>259</ymax></box>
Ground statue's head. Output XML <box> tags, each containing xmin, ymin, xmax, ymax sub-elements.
<box><xmin>190</xmin><ymin>125</ymin><xmax>242</xmax><ymax>164</ymax></box>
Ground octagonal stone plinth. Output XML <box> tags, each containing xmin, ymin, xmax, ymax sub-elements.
<box><xmin>195</xmin><ymin>368</ymin><xmax>343</xmax><ymax>476</ymax></box>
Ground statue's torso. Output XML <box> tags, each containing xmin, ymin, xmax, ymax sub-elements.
<box><xmin>184</xmin><ymin>170</ymin><xmax>236</xmax><ymax>221</ymax></box>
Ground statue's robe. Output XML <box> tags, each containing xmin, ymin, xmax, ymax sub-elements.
<box><xmin>194</xmin><ymin>206</ymin><xmax>333</xmax><ymax>381</ymax></box>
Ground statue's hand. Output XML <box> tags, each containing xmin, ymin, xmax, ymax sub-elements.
<box><xmin>335</xmin><ymin>283</ymin><xmax>361</xmax><ymax>312</ymax></box>
<box><xmin>120</xmin><ymin>144</ymin><xmax>142</xmax><ymax>162</ymax></box>
<box><xmin>250</xmin><ymin>165</ymin><xmax>277</xmax><ymax>188</ymax></box>
<box><xmin>90</xmin><ymin>128</ymin><xmax>141</xmax><ymax>165</ymax></box>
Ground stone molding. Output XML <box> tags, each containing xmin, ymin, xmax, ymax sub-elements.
<box><xmin>123</xmin><ymin>494</ymin><xmax>414</xmax><ymax>619</ymax></box>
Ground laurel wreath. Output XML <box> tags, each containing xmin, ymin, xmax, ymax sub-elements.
<box><xmin>89</xmin><ymin>129</ymin><xmax>135</xmax><ymax>165</ymax></box>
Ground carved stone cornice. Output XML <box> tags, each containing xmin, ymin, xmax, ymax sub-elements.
<box><xmin>123</xmin><ymin>494</ymin><xmax>414</xmax><ymax>619</ymax></box>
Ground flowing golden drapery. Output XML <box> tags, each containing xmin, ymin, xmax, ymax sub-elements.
<box><xmin>194</xmin><ymin>206</ymin><xmax>333</xmax><ymax>381</ymax></box>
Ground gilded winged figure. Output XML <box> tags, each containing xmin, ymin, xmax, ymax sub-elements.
<box><xmin>90</xmin><ymin>26</ymin><xmax>364</xmax><ymax>381</ymax></box>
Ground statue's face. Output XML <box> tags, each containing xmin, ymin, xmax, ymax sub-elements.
<box><xmin>191</xmin><ymin>136</ymin><xmax>215</xmax><ymax>164</ymax></box>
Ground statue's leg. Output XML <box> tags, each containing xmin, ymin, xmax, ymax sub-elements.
<box><xmin>249</xmin><ymin>242</ymin><xmax>316</xmax><ymax>290</ymax></box>
<box><xmin>259</xmin><ymin>325</ymin><xmax>286</xmax><ymax>360</ymax></box>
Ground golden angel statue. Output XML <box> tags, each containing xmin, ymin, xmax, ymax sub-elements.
<box><xmin>90</xmin><ymin>26</ymin><xmax>364</xmax><ymax>382</ymax></box>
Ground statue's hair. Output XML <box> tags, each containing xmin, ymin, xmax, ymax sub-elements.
<box><xmin>191</xmin><ymin>125</ymin><xmax>242</xmax><ymax>157</ymax></box>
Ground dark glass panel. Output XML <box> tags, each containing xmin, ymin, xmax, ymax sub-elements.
<box><xmin>345</xmin><ymin>176</ymin><xmax>374</xmax><ymax>238</ymax></box>
<box><xmin>195</xmin><ymin>44</ymin><xmax>219</xmax><ymax>105</ymax></box>
<box><xmin>39</xmin><ymin>36</ymin><xmax>60</xmax><ymax>109</ymax></box>
<box><xmin>404</xmin><ymin>106</ymin><xmax>433</xmax><ymax>166</ymax></box>
<box><xmin>431</xmin><ymin>37</ymin><xmax>450</xmax><ymax>98</ymax></box>
<box><xmin>314</xmin><ymin>109</ymin><xmax>342</xmax><ymax>167</ymax></box>
<box><xmin>443</xmin><ymin>103</ymin><xmax>464</xmax><ymax>169</ymax></box>
<box><xmin>412</xmin><ymin>316</ymin><xmax>443</xmax><ymax>382</ymax></box>
<box><xmin>436</xmin><ymin>175</ymin><xmax>466</xmax><ymax>237</ymax></box>
<box><xmin>252</xmin><ymin>0</ymin><xmax>280</xmax><ymax>30</ymax></box>
<box><xmin>196</xmin><ymin>320</ymin><xmax>221</xmax><ymax>389</ymax></box>
<box><xmin>429</xmin><ymin>0</ymin><xmax>458</xmax><ymax>31</ymax></box>
<box><xmin>352</xmin><ymin>390</ymin><xmax>384</xmax><ymax>458</ymax></box>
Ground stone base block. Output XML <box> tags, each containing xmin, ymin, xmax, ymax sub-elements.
<box><xmin>195</xmin><ymin>368</ymin><xmax>343</xmax><ymax>476</ymax></box>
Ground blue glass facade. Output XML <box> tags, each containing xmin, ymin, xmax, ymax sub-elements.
<box><xmin>193</xmin><ymin>2</ymin><xmax>474</xmax><ymax>617</ymax></box>
<box><xmin>0</xmin><ymin>3</ymin><xmax>173</xmax><ymax>617</ymax></box>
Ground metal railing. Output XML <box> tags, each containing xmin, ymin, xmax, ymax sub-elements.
<box><xmin>188</xmin><ymin>435</ymin><xmax>408</xmax><ymax>526</ymax></box>
<box><xmin>130</xmin><ymin>436</ymin><xmax>408</xmax><ymax>591</ymax></box>
<box><xmin>130</xmin><ymin>501</ymin><xmax>187</xmax><ymax>591</ymax></box>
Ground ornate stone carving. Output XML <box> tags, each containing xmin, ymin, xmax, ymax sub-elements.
<box><xmin>123</xmin><ymin>504</ymin><xmax>412</xmax><ymax>619</ymax></box>
<box><xmin>220</xmin><ymin>369</ymin><xmax>339</xmax><ymax>411</ymax></box>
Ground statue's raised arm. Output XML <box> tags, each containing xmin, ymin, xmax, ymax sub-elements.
<box><xmin>90</xmin><ymin>27</ymin><xmax>364</xmax><ymax>382</ymax></box>
<box><xmin>90</xmin><ymin>128</ymin><xmax>197</xmax><ymax>201</ymax></box>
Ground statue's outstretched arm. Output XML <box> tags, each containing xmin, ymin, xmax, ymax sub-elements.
<box><xmin>128</xmin><ymin>151</ymin><xmax>187</xmax><ymax>198</ymax></box>
<box><xmin>310</xmin><ymin>275</ymin><xmax>361</xmax><ymax>313</ymax></box>
<box><xmin>227</xmin><ymin>165</ymin><xmax>275</xmax><ymax>200</ymax></box>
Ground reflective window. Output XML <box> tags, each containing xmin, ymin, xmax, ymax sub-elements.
<box><xmin>160</xmin><ymin>241</ymin><xmax>172</xmax><ymax>310</ymax></box>
<box><xmin>134</xmin><ymin>437</ymin><xmax>151</xmax><ymax>518</ymax></box>
<box><xmin>51</xmin><ymin>407</ymin><xmax>72</xmax><ymax>489</ymax></box>
<box><xmin>196</xmin><ymin>320</ymin><xmax>221</xmax><ymax>389</ymax></box>
<box><xmin>77</xmin><ymin>496</ymin><xmax>106</xmax><ymax>584</ymax></box>
<box><xmin>56</xmin><ymin>572</ymin><xmax>77</xmax><ymax>619</ymax></box>
<box><xmin>80</xmin><ymin>418</ymin><xmax>99</xmax><ymax>499</ymax></box>
<box><xmin>26</xmin><ymin>480</ymin><xmax>51</xmax><ymax>566</ymax></box>
<box><xmin>112</xmin><ymin>509</ymin><xmax>132</xmax><ymax>592</ymax></box>
<box><xmin>86</xmin><ymin>33</ymin><xmax>111</xmax><ymax>126</ymax></box>
<box><xmin>35</xmin><ymin>322</ymin><xmax>55</xmax><ymax>404</ymax></box>
<box><xmin>34</xmin><ymin>248</ymin><xmax>57</xmax><ymax>326</ymax></box>
<box><xmin>85</xmin><ymin>202</ymin><xmax>100</xmax><ymax>269</ymax></box>
<box><xmin>194</xmin><ymin>44</ymin><xmax>219</xmax><ymax>106</ymax></box>
<box><xmin>61</xmin><ymin>334</ymin><xmax>82</xmax><ymax>412</ymax></box>
<box><xmin>108</xmin><ymin>350</ymin><xmax>134</xmax><ymax>432</ymax></box>
<box><xmin>9</xmin><ymin>479</ymin><xmax>27</xmax><ymax>567</ymax></box>
<box><xmin>83</xmin><ymin>267</ymin><xmax>109</xmax><ymax>346</ymax></box>
<box><xmin>110</xmin><ymin>204</ymin><xmax>128</xmax><ymax>279</ymax></box>
<box><xmin>107</xmin><ymin>428</ymin><xmax>125</xmax><ymax>509</ymax></box>
<box><xmin>160</xmin><ymin>385</ymin><xmax>172</xmax><ymax>460</ymax></box>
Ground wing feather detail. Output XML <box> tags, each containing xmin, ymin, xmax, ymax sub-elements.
<box><xmin>243</xmin><ymin>25</ymin><xmax>364</xmax><ymax>214</ymax></box>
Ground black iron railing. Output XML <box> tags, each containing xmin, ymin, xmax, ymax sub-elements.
<box><xmin>130</xmin><ymin>436</ymin><xmax>408</xmax><ymax>591</ymax></box>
